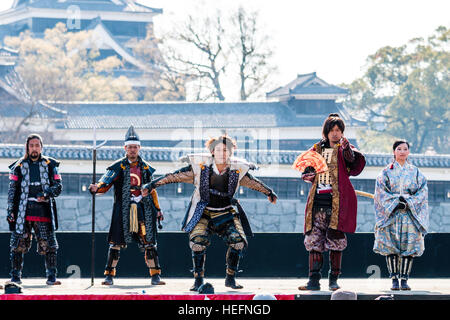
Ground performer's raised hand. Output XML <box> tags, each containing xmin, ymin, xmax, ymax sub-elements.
<box><xmin>88</xmin><ymin>184</ymin><xmax>98</xmax><ymax>193</ymax></box>
<box><xmin>142</xmin><ymin>187</ymin><xmax>149</xmax><ymax>197</ymax></box>
<box><xmin>340</xmin><ymin>136</ymin><xmax>350</xmax><ymax>149</ymax></box>
<box><xmin>302</xmin><ymin>173</ymin><xmax>316</xmax><ymax>183</ymax></box>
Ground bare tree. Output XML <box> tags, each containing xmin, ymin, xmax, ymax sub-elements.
<box><xmin>129</xmin><ymin>23</ymin><xmax>186</xmax><ymax>101</ymax></box>
<box><xmin>230</xmin><ymin>6</ymin><xmax>277</xmax><ymax>101</ymax></box>
<box><xmin>160</xmin><ymin>6</ymin><xmax>277</xmax><ymax>101</ymax></box>
<box><xmin>162</xmin><ymin>12</ymin><xmax>228</xmax><ymax>101</ymax></box>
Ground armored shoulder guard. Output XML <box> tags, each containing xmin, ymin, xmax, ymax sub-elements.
<box><xmin>107</xmin><ymin>157</ymin><xmax>127</xmax><ymax>172</ymax></box>
<box><xmin>42</xmin><ymin>156</ymin><xmax>60</xmax><ymax>168</ymax></box>
<box><xmin>8</xmin><ymin>159</ymin><xmax>22</xmax><ymax>171</ymax></box>
<box><xmin>141</xmin><ymin>159</ymin><xmax>156</xmax><ymax>176</ymax></box>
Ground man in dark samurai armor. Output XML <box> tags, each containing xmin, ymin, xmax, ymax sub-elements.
<box><xmin>6</xmin><ymin>134</ymin><xmax>63</xmax><ymax>285</ymax></box>
<box><xmin>298</xmin><ymin>114</ymin><xmax>366</xmax><ymax>291</ymax></box>
<box><xmin>89</xmin><ymin>126</ymin><xmax>165</xmax><ymax>286</ymax></box>
<box><xmin>142</xmin><ymin>134</ymin><xmax>278</xmax><ymax>291</ymax></box>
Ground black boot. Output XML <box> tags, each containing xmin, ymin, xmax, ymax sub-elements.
<box><xmin>400</xmin><ymin>256</ymin><xmax>413</xmax><ymax>290</ymax></box>
<box><xmin>190</xmin><ymin>250</ymin><xmax>206</xmax><ymax>291</ymax></box>
<box><xmin>102</xmin><ymin>247</ymin><xmax>120</xmax><ymax>285</ymax></box>
<box><xmin>328</xmin><ymin>273</ymin><xmax>340</xmax><ymax>291</ymax></box>
<box><xmin>190</xmin><ymin>275</ymin><xmax>204</xmax><ymax>291</ymax></box>
<box><xmin>151</xmin><ymin>273</ymin><xmax>165</xmax><ymax>285</ymax></box>
<box><xmin>46</xmin><ymin>272</ymin><xmax>61</xmax><ymax>285</ymax></box>
<box><xmin>328</xmin><ymin>251</ymin><xmax>342</xmax><ymax>291</ymax></box>
<box><xmin>45</xmin><ymin>251</ymin><xmax>61</xmax><ymax>285</ymax></box>
<box><xmin>225</xmin><ymin>247</ymin><xmax>244</xmax><ymax>289</ymax></box>
<box><xmin>145</xmin><ymin>246</ymin><xmax>166</xmax><ymax>285</ymax></box>
<box><xmin>400</xmin><ymin>279</ymin><xmax>411</xmax><ymax>291</ymax></box>
<box><xmin>225</xmin><ymin>272</ymin><xmax>243</xmax><ymax>289</ymax></box>
<box><xmin>102</xmin><ymin>274</ymin><xmax>114</xmax><ymax>285</ymax></box>
<box><xmin>299</xmin><ymin>251</ymin><xmax>323</xmax><ymax>291</ymax></box>
<box><xmin>386</xmin><ymin>254</ymin><xmax>400</xmax><ymax>290</ymax></box>
<box><xmin>391</xmin><ymin>278</ymin><xmax>400</xmax><ymax>290</ymax></box>
<box><xmin>10</xmin><ymin>251</ymin><xmax>23</xmax><ymax>284</ymax></box>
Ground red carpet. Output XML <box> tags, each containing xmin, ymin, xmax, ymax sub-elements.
<box><xmin>0</xmin><ymin>294</ymin><xmax>295</xmax><ymax>300</ymax></box>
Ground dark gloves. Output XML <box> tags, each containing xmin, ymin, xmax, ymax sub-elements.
<box><xmin>395</xmin><ymin>197</ymin><xmax>408</xmax><ymax>211</ymax></box>
<box><xmin>268</xmin><ymin>192</ymin><xmax>278</xmax><ymax>203</ymax></box>
<box><xmin>7</xmin><ymin>211</ymin><xmax>15</xmax><ymax>224</ymax></box>
<box><xmin>142</xmin><ymin>182</ymin><xmax>153</xmax><ymax>191</ymax></box>
<box><xmin>395</xmin><ymin>202</ymin><xmax>407</xmax><ymax>211</ymax></box>
<box><xmin>7</xmin><ymin>211</ymin><xmax>16</xmax><ymax>231</ymax></box>
<box><xmin>302</xmin><ymin>166</ymin><xmax>316</xmax><ymax>183</ymax></box>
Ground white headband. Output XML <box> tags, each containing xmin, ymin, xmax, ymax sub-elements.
<box><xmin>124</xmin><ymin>140</ymin><xmax>141</xmax><ymax>146</ymax></box>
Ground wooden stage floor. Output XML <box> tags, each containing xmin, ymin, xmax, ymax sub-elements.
<box><xmin>1</xmin><ymin>278</ymin><xmax>450</xmax><ymax>300</ymax></box>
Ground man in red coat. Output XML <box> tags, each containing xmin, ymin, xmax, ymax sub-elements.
<box><xmin>298</xmin><ymin>113</ymin><xmax>366</xmax><ymax>291</ymax></box>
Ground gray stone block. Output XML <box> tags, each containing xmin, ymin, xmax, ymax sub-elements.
<box><xmin>60</xmin><ymin>220</ymin><xmax>78</xmax><ymax>231</ymax></box>
<box><xmin>95</xmin><ymin>218</ymin><xmax>110</xmax><ymax>231</ymax></box>
<box><xmin>239</xmin><ymin>200</ymin><xmax>256</xmax><ymax>213</ymax></box>
<box><xmin>296</xmin><ymin>202</ymin><xmax>306</xmax><ymax>215</ymax></box>
<box><xmin>250</xmin><ymin>217</ymin><xmax>263</xmax><ymax>230</ymax></box>
<box><xmin>280</xmin><ymin>221</ymin><xmax>295</xmax><ymax>232</ymax></box>
<box><xmin>280</xmin><ymin>214</ymin><xmax>296</xmax><ymax>224</ymax></box>
<box><xmin>62</xmin><ymin>199</ymin><xmax>78</xmax><ymax>209</ymax></box>
<box><xmin>263</xmin><ymin>215</ymin><xmax>280</xmax><ymax>225</ymax></box>
<box><xmin>281</xmin><ymin>201</ymin><xmax>296</xmax><ymax>214</ymax></box>
<box><xmin>441</xmin><ymin>215</ymin><xmax>450</xmax><ymax>225</ymax></box>
<box><xmin>430</xmin><ymin>213</ymin><xmax>441</xmax><ymax>224</ymax></box>
<box><xmin>0</xmin><ymin>218</ymin><xmax>10</xmax><ymax>232</ymax></box>
<box><xmin>77</xmin><ymin>213</ymin><xmax>92</xmax><ymax>225</ymax></box>
<box><xmin>262</xmin><ymin>224</ymin><xmax>279</xmax><ymax>232</ymax></box>
<box><xmin>357</xmin><ymin>214</ymin><xmax>366</xmax><ymax>224</ymax></box>
<box><xmin>60</xmin><ymin>208</ymin><xmax>78</xmax><ymax>221</ymax></box>
<box><xmin>267</xmin><ymin>203</ymin><xmax>281</xmax><ymax>215</ymax></box>
<box><xmin>78</xmin><ymin>198</ymin><xmax>91</xmax><ymax>211</ymax></box>
<box><xmin>168</xmin><ymin>210</ymin><xmax>186</xmax><ymax>220</ymax></box>
<box><xmin>362</xmin><ymin>222</ymin><xmax>374</xmax><ymax>232</ymax></box>
<box><xmin>171</xmin><ymin>200</ymin><xmax>187</xmax><ymax>211</ymax></box>
<box><xmin>95</xmin><ymin>198</ymin><xmax>113</xmax><ymax>210</ymax></box>
<box><xmin>77</xmin><ymin>223</ymin><xmax>91</xmax><ymax>231</ymax></box>
<box><xmin>163</xmin><ymin>220</ymin><xmax>180</xmax><ymax>231</ymax></box>
<box><xmin>256</xmin><ymin>201</ymin><xmax>267</xmax><ymax>214</ymax></box>
<box><xmin>429</xmin><ymin>220</ymin><xmax>440</xmax><ymax>232</ymax></box>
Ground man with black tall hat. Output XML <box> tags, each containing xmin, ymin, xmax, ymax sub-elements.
<box><xmin>6</xmin><ymin>133</ymin><xmax>63</xmax><ymax>286</ymax></box>
<box><xmin>89</xmin><ymin>126</ymin><xmax>165</xmax><ymax>286</ymax></box>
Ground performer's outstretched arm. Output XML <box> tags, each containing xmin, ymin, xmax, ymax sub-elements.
<box><xmin>239</xmin><ymin>172</ymin><xmax>278</xmax><ymax>203</ymax></box>
<box><xmin>144</xmin><ymin>165</ymin><xmax>194</xmax><ymax>191</ymax></box>
<box><xmin>90</xmin><ymin>169</ymin><xmax>119</xmax><ymax>194</ymax></box>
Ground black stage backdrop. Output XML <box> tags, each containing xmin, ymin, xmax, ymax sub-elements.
<box><xmin>0</xmin><ymin>232</ymin><xmax>449</xmax><ymax>278</ymax></box>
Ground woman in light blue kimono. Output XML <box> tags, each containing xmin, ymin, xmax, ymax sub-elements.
<box><xmin>373</xmin><ymin>140</ymin><xmax>429</xmax><ymax>291</ymax></box>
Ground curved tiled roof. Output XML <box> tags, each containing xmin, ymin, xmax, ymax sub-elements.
<box><xmin>266</xmin><ymin>72</ymin><xmax>348</xmax><ymax>98</ymax></box>
<box><xmin>0</xmin><ymin>144</ymin><xmax>448</xmax><ymax>168</ymax></box>
<box><xmin>12</xmin><ymin>0</ymin><xmax>162</xmax><ymax>14</ymax></box>
<box><xmin>55</xmin><ymin>101</ymin><xmax>296</xmax><ymax>129</ymax></box>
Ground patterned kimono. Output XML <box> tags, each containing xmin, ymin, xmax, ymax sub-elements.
<box><xmin>373</xmin><ymin>161</ymin><xmax>429</xmax><ymax>257</ymax></box>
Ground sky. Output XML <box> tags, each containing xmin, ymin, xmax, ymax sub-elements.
<box><xmin>0</xmin><ymin>0</ymin><xmax>449</xmax><ymax>98</ymax></box>
<box><xmin>147</xmin><ymin>0</ymin><xmax>450</xmax><ymax>86</ymax></box>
